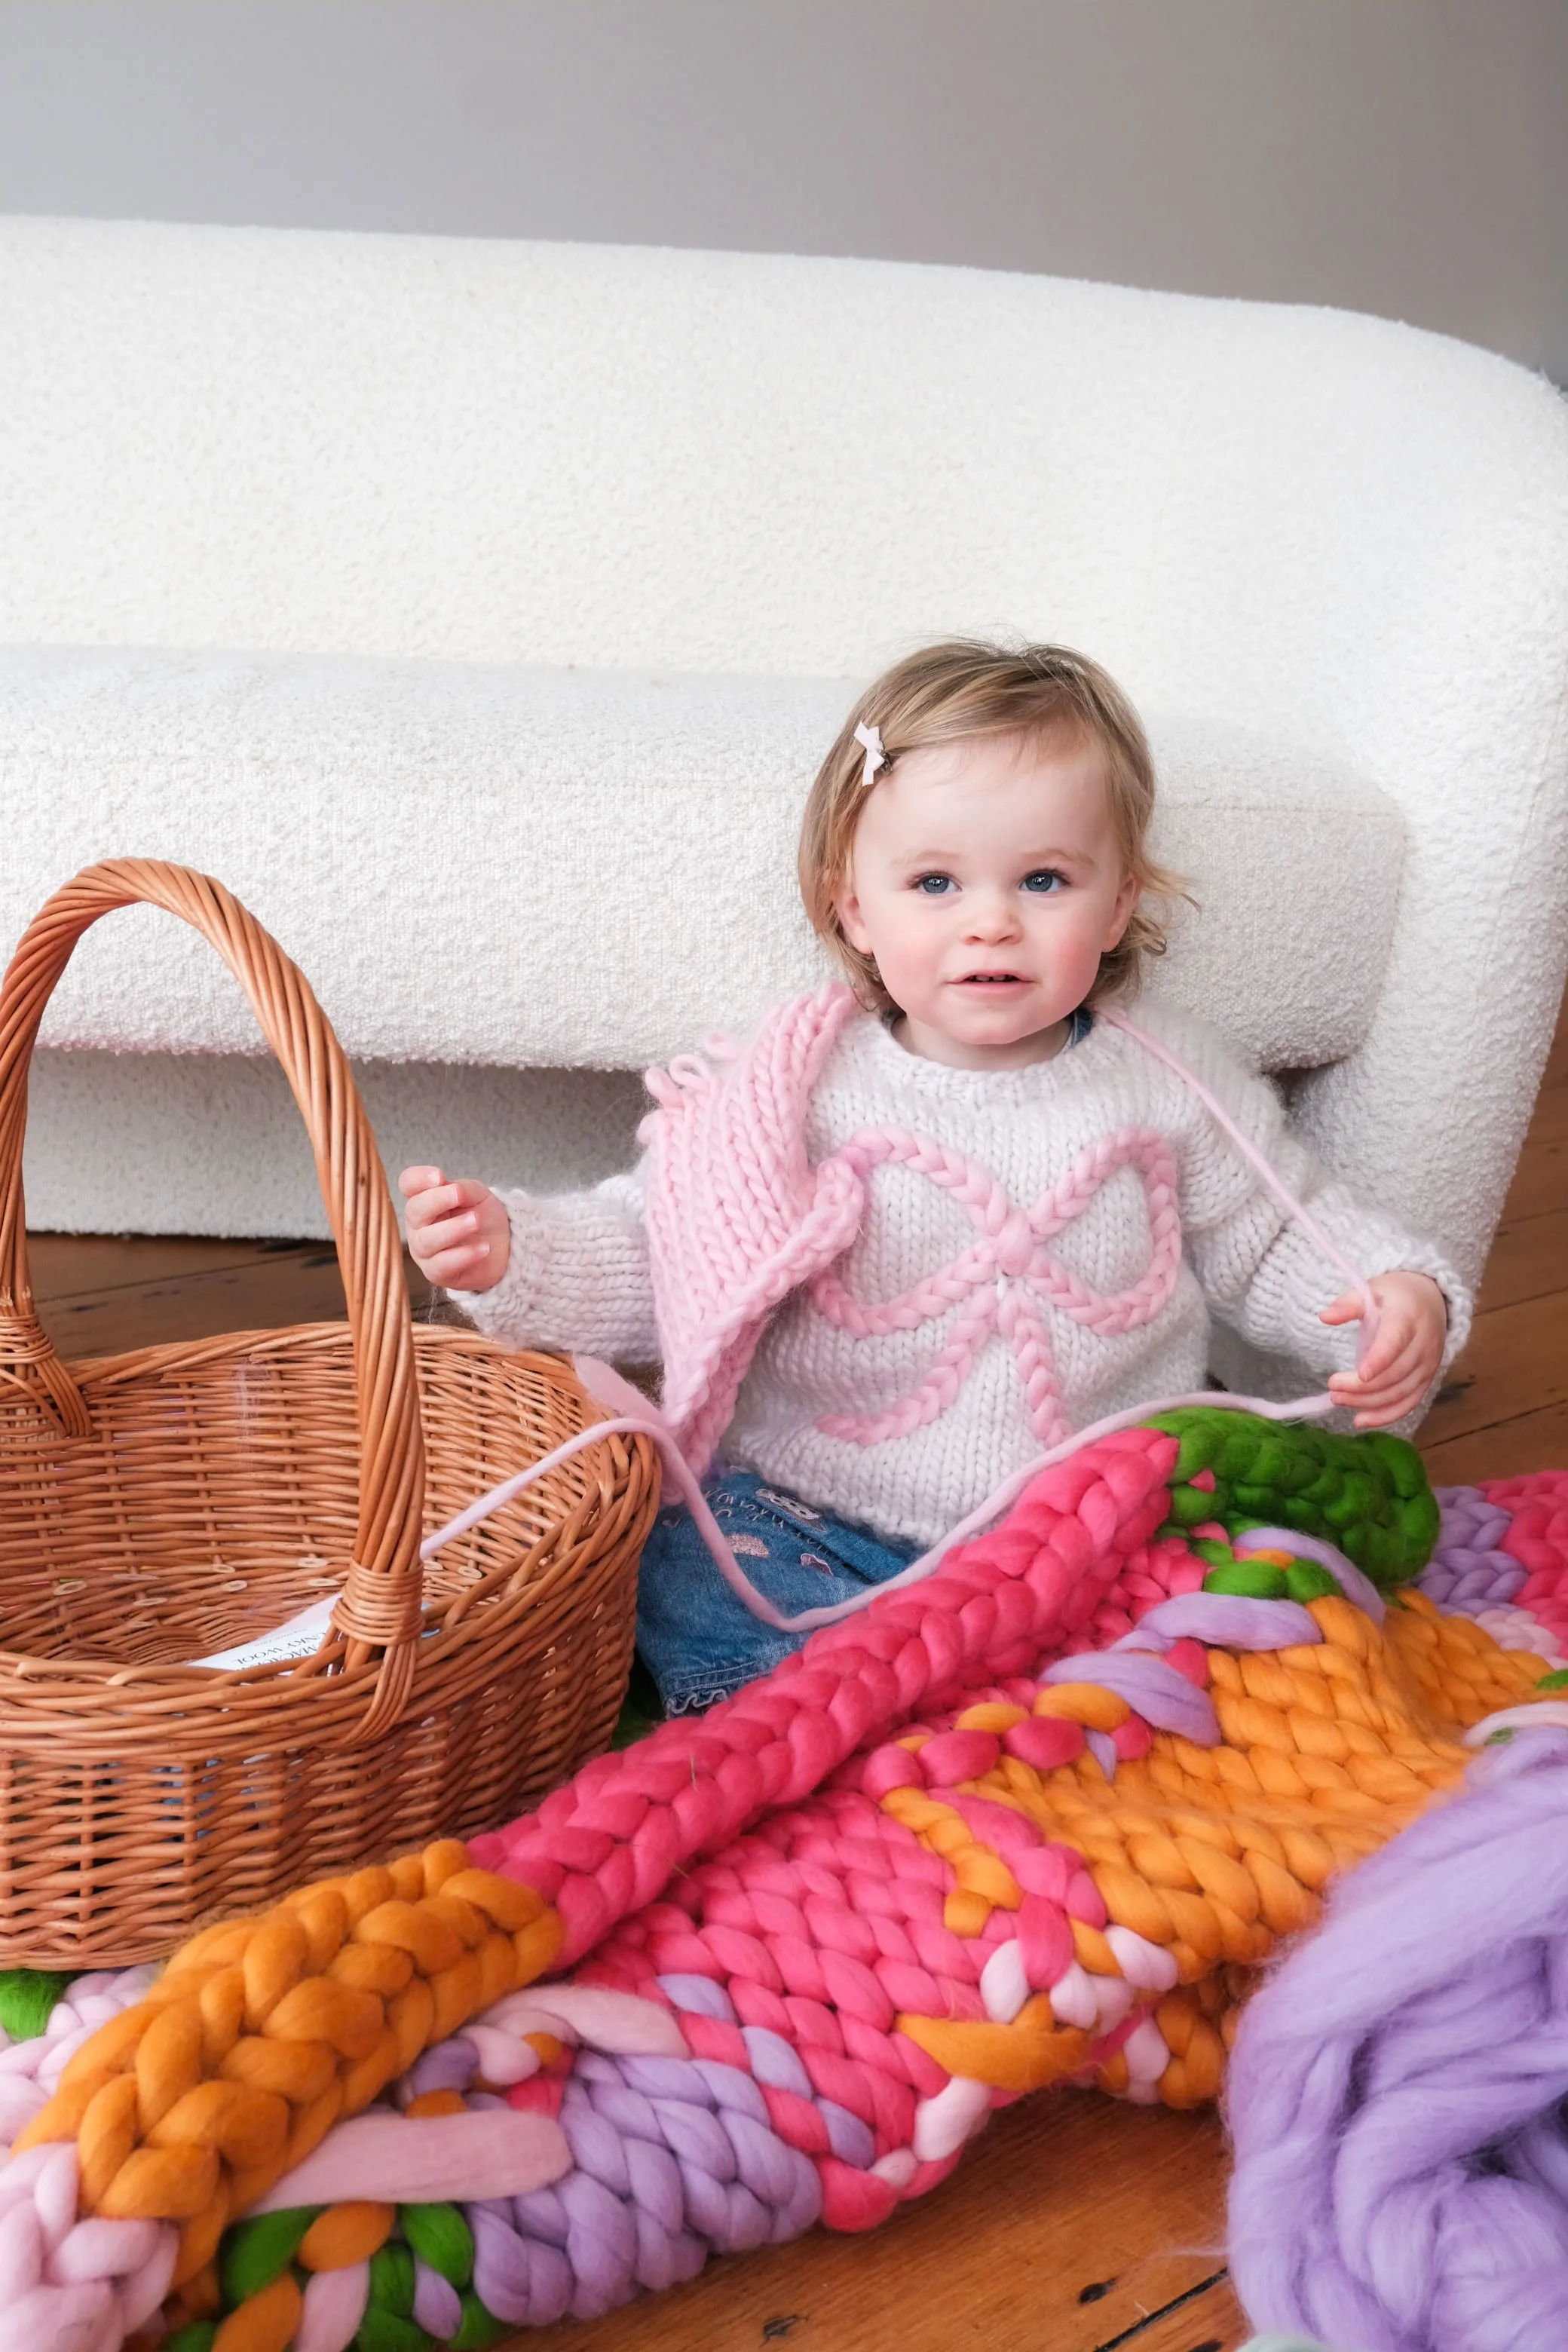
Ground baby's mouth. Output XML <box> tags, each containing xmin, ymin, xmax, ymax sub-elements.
<box><xmin>954</xmin><ymin>971</ymin><xmax>1030</xmax><ymax>986</ymax></box>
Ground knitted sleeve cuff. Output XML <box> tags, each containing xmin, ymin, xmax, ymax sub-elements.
<box><xmin>445</xmin><ymin>1178</ymin><xmax>660</xmax><ymax>1364</ymax></box>
<box><xmin>444</xmin><ymin>1190</ymin><xmax>555</xmax><ymax>1347</ymax></box>
<box><xmin>1225</xmin><ymin>1187</ymin><xmax>1473</xmax><ymax>1398</ymax></box>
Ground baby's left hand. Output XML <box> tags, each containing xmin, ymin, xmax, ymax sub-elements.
<box><xmin>1320</xmin><ymin>1270</ymin><xmax>1448</xmax><ymax>1429</ymax></box>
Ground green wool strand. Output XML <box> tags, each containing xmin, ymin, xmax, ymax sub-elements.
<box><xmin>449</xmin><ymin>2292</ymin><xmax>511</xmax><ymax>2349</ymax></box>
<box><xmin>1285</xmin><ymin>1561</ymin><xmax>1342</xmax><ymax>1604</ymax></box>
<box><xmin>400</xmin><ymin>2201</ymin><xmax>476</xmax><ymax>2288</ymax></box>
<box><xmin>1150</xmin><ymin>1407</ymin><xmax>1438</xmax><ymax>1588</ymax></box>
<box><xmin>369</xmin><ymin>2240</ymin><xmax>418</xmax><ymax>2317</ymax></box>
<box><xmin>355</xmin><ymin>2309</ymin><xmax>434</xmax><ymax>2352</ymax></box>
<box><xmin>0</xmin><ymin>1969</ymin><xmax>75</xmax><ymax>2041</ymax></box>
<box><xmin>1200</xmin><ymin>1557</ymin><xmax>1342</xmax><ymax>1605</ymax></box>
<box><xmin>218</xmin><ymin>2206</ymin><xmax>320</xmax><ymax>2304</ymax></box>
<box><xmin>1203</xmin><ymin>1559</ymin><xmax>1289</xmax><ymax>1600</ymax></box>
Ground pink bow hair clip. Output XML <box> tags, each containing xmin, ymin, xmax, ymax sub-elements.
<box><xmin>853</xmin><ymin>721</ymin><xmax>888</xmax><ymax>786</ymax></box>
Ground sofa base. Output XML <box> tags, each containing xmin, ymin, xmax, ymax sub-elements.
<box><xmin>22</xmin><ymin>1049</ymin><xmax>647</xmax><ymax>1240</ymax></box>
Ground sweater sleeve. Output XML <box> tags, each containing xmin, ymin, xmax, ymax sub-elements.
<box><xmin>445</xmin><ymin>1164</ymin><xmax>660</xmax><ymax>1364</ymax></box>
<box><xmin>1159</xmin><ymin>1014</ymin><xmax>1473</xmax><ymax>1390</ymax></box>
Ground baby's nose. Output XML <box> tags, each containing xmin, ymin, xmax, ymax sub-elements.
<box><xmin>968</xmin><ymin>892</ymin><xmax>1020</xmax><ymax>938</ymax></box>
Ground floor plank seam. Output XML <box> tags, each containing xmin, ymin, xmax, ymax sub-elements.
<box><xmin>1092</xmin><ymin>2267</ymin><xmax>1231</xmax><ymax>2350</ymax></box>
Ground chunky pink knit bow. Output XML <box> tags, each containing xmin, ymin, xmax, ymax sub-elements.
<box><xmin>810</xmin><ymin>1126</ymin><xmax>1182</xmax><ymax>1448</ymax></box>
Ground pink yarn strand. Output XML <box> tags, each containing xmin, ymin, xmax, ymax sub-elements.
<box><xmin>418</xmin><ymin>1380</ymin><xmax>1338</xmax><ymax>1634</ymax></box>
<box><xmin>1101</xmin><ymin>1007</ymin><xmax>1380</xmax><ymax>1367</ymax></box>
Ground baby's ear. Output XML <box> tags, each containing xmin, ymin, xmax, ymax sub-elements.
<box><xmin>1104</xmin><ymin>874</ymin><xmax>1139</xmax><ymax>948</ymax></box>
<box><xmin>834</xmin><ymin>880</ymin><xmax>874</xmax><ymax>957</ymax></box>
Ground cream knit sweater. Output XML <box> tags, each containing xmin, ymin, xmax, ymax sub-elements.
<box><xmin>455</xmin><ymin>1003</ymin><xmax>1469</xmax><ymax>1548</ymax></box>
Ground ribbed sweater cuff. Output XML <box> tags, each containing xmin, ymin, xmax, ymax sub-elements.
<box><xmin>1257</xmin><ymin>1230</ymin><xmax>1471</xmax><ymax>1419</ymax></box>
<box><xmin>443</xmin><ymin>1190</ymin><xmax>552</xmax><ymax>1346</ymax></box>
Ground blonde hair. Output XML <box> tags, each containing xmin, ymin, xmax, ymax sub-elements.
<box><xmin>798</xmin><ymin>639</ymin><xmax>1190</xmax><ymax>1014</ymax></box>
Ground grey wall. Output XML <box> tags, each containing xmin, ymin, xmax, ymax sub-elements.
<box><xmin>0</xmin><ymin>0</ymin><xmax>1565</xmax><ymax>378</ymax></box>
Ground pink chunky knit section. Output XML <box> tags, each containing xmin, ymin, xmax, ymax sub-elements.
<box><xmin>1486</xmin><ymin>1469</ymin><xmax>1568</xmax><ymax>1652</ymax></box>
<box><xmin>640</xmin><ymin>984</ymin><xmax>862</xmax><ymax>1475</ymax></box>
<box><xmin>473</xmin><ymin>1426</ymin><xmax>1181</xmax><ymax>1962</ymax></box>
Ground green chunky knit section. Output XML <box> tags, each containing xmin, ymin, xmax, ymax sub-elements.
<box><xmin>0</xmin><ymin>1968</ymin><xmax>74</xmax><ymax>2041</ymax></box>
<box><xmin>1147</xmin><ymin>1407</ymin><xmax>1438</xmax><ymax>1590</ymax></box>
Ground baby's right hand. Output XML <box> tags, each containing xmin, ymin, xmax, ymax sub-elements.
<box><xmin>399</xmin><ymin>1166</ymin><xmax>511</xmax><ymax>1293</ymax></box>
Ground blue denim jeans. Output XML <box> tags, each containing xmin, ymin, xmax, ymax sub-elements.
<box><xmin>635</xmin><ymin>1470</ymin><xmax>918</xmax><ymax>1717</ymax></box>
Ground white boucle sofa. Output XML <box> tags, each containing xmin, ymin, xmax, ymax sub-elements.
<box><xmin>2</xmin><ymin>216</ymin><xmax>1566</xmax><ymax>1401</ymax></box>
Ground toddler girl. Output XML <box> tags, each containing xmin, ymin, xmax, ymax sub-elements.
<box><xmin>402</xmin><ymin>642</ymin><xmax>1465</xmax><ymax>1716</ymax></box>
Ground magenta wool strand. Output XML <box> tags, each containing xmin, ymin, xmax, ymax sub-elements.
<box><xmin>1227</xmin><ymin>1727</ymin><xmax>1568</xmax><ymax>2352</ymax></box>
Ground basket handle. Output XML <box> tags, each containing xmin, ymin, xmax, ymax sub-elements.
<box><xmin>0</xmin><ymin>859</ymin><xmax>428</xmax><ymax>1741</ymax></box>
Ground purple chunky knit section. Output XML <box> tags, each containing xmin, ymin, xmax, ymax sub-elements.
<box><xmin>467</xmin><ymin>2051</ymin><xmax>821</xmax><ymax>2323</ymax></box>
<box><xmin>388</xmin><ymin>1980</ymin><xmax>834</xmax><ymax>2328</ymax></box>
<box><xmin>1230</xmin><ymin>1728</ymin><xmax>1568</xmax><ymax>2352</ymax></box>
<box><xmin>1418</xmin><ymin>1487</ymin><xmax>1527</xmax><ymax>1616</ymax></box>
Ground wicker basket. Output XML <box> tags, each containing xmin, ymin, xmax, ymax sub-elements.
<box><xmin>0</xmin><ymin>860</ymin><xmax>659</xmax><ymax>1967</ymax></box>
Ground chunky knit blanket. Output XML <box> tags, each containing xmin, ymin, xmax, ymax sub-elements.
<box><xmin>3</xmin><ymin>1416</ymin><xmax>1567</xmax><ymax>2352</ymax></box>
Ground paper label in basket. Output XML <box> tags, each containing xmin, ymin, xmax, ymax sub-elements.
<box><xmin>188</xmin><ymin>1595</ymin><xmax>338</xmax><ymax>1671</ymax></box>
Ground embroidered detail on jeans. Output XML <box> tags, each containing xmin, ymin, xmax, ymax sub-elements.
<box><xmin>757</xmin><ymin>1487</ymin><xmax>823</xmax><ymax>1521</ymax></box>
<box><xmin>666</xmin><ymin>1686</ymin><xmax>741</xmax><ymax>1717</ymax></box>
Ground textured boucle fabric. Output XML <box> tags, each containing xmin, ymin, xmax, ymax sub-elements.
<box><xmin>0</xmin><ymin>648</ymin><xmax>1398</xmax><ymax>1076</ymax></box>
<box><xmin>2</xmin><ymin>215</ymin><xmax>1566</xmax><ymax>1292</ymax></box>
<box><xmin>457</xmin><ymin>999</ymin><xmax>1469</xmax><ymax>1547</ymax></box>
<box><xmin>18</xmin><ymin>1049</ymin><xmax>648</xmax><ymax>1240</ymax></box>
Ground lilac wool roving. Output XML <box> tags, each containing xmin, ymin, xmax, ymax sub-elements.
<box><xmin>1227</xmin><ymin>1726</ymin><xmax>1568</xmax><ymax>2352</ymax></box>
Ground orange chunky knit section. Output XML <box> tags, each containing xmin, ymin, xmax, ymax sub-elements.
<box><xmin>871</xmin><ymin>1590</ymin><xmax>1544</xmax><ymax>2105</ymax></box>
<box><xmin>13</xmin><ymin>1839</ymin><xmax>562</xmax><ymax>2286</ymax></box>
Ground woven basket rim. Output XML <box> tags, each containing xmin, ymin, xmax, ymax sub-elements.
<box><xmin>0</xmin><ymin>1323</ymin><xmax>646</xmax><ymax>1734</ymax></box>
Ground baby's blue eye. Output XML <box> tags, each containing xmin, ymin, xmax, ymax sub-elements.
<box><xmin>1022</xmin><ymin>870</ymin><xmax>1065</xmax><ymax>894</ymax></box>
<box><xmin>914</xmin><ymin>873</ymin><xmax>956</xmax><ymax>895</ymax></box>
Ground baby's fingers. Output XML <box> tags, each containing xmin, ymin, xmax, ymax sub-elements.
<box><xmin>403</xmin><ymin>1178</ymin><xmax>490</xmax><ymax>1234</ymax></box>
<box><xmin>420</xmin><ymin>1239</ymin><xmax>496</xmax><ymax>1288</ymax></box>
<box><xmin>409</xmin><ymin>1202</ymin><xmax>479</xmax><ymax>1254</ymax></box>
<box><xmin>1347</xmin><ymin>1374</ymin><xmax>1430</xmax><ymax>1429</ymax></box>
<box><xmin>1319</xmin><ymin>1289</ymin><xmax>1397</xmax><ymax>1375</ymax></box>
<box><xmin>1352</xmin><ymin>1322</ymin><xmax>1408</xmax><ymax>1386</ymax></box>
<box><xmin>1331</xmin><ymin>1332</ymin><xmax>1419</xmax><ymax>1401</ymax></box>
<box><xmin>1332</xmin><ymin>1349</ymin><xmax>1433</xmax><ymax>1429</ymax></box>
<box><xmin>1321</xmin><ymin>1289</ymin><xmax>1406</xmax><ymax>1384</ymax></box>
<box><xmin>398</xmin><ymin>1165</ymin><xmax>446</xmax><ymax>1200</ymax></box>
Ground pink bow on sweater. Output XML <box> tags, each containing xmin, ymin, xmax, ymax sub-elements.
<box><xmin>810</xmin><ymin>1123</ymin><xmax>1183</xmax><ymax>1450</ymax></box>
<box><xmin>640</xmin><ymin>986</ymin><xmax>1202</xmax><ymax>1474</ymax></box>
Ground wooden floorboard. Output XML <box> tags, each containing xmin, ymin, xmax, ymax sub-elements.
<box><xmin>1416</xmin><ymin>993</ymin><xmax>1568</xmax><ymax>1482</ymax></box>
<box><xmin>8</xmin><ymin>990</ymin><xmax>1562</xmax><ymax>2352</ymax></box>
<box><xmin>28</xmin><ymin>1235</ymin><xmax>430</xmax><ymax>1359</ymax></box>
<box><xmin>535</xmin><ymin>2095</ymin><xmax>1239</xmax><ymax>2352</ymax></box>
<box><xmin>1465</xmin><ymin>1205</ymin><xmax>1568</xmax><ymax>1313</ymax></box>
